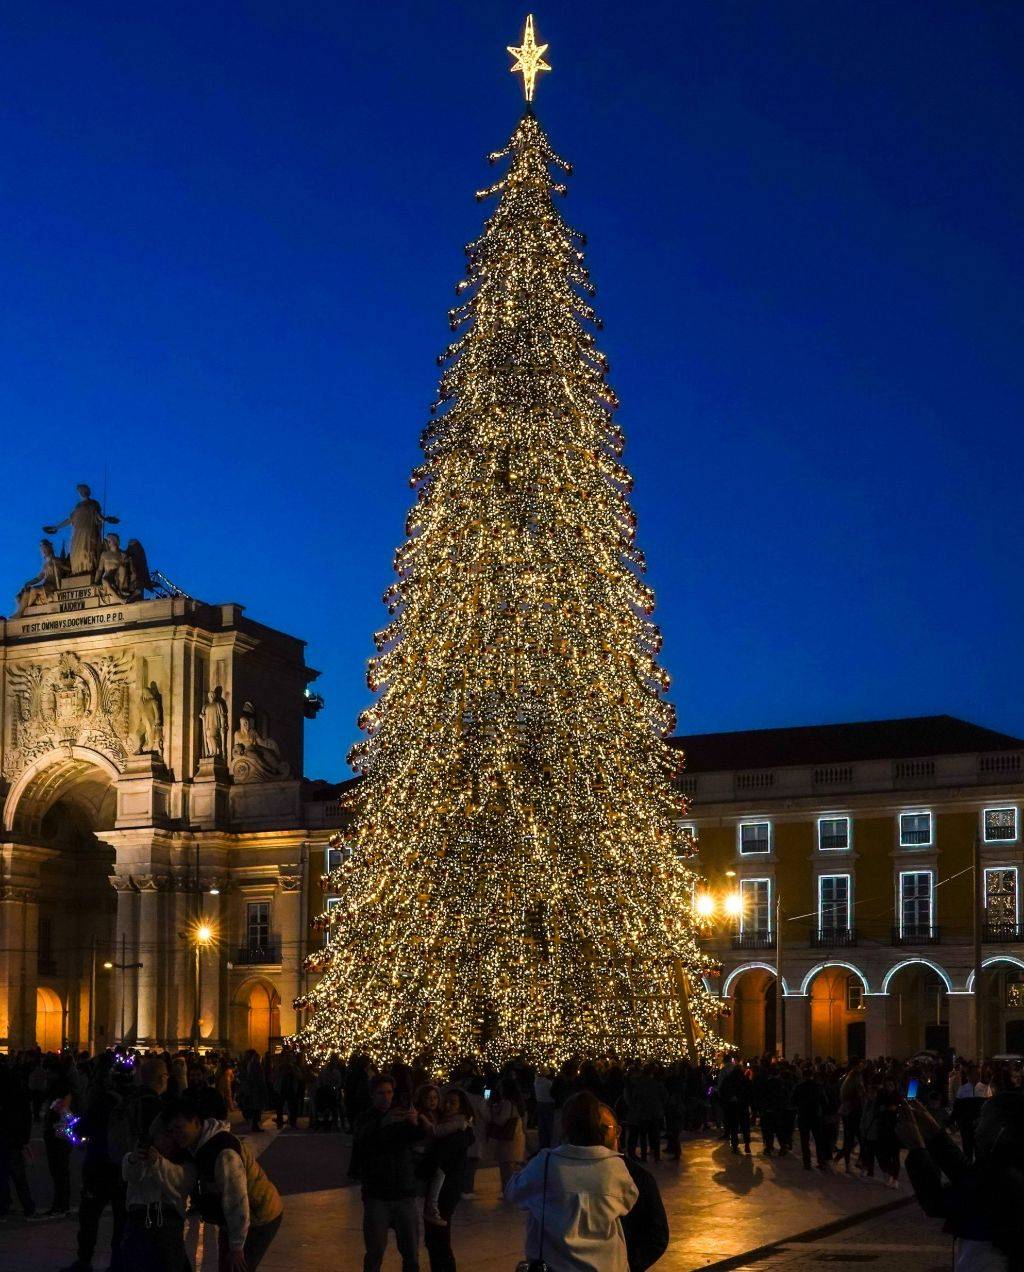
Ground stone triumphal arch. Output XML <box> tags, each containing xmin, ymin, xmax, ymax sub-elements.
<box><xmin>1</xmin><ymin>484</ymin><xmax>327</xmax><ymax>1052</ymax></box>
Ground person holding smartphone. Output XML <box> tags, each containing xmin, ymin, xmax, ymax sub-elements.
<box><xmin>899</xmin><ymin>1094</ymin><xmax>1024</xmax><ymax>1270</ymax></box>
<box><xmin>348</xmin><ymin>1073</ymin><xmax>427</xmax><ymax>1272</ymax></box>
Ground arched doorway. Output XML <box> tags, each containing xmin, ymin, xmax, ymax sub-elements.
<box><xmin>970</xmin><ymin>957</ymin><xmax>1024</xmax><ymax>1057</ymax></box>
<box><xmin>36</xmin><ymin>986</ymin><xmax>63</xmax><ymax>1053</ymax></box>
<box><xmin>725</xmin><ymin>965</ymin><xmax>778</xmax><ymax>1056</ymax></box>
<box><xmin>806</xmin><ymin>964</ymin><xmax>868</xmax><ymax>1061</ymax></box>
<box><xmin>237</xmin><ymin>980</ymin><xmax>281</xmax><ymax>1057</ymax></box>
<box><xmin>882</xmin><ymin>960</ymin><xmax>950</xmax><ymax>1056</ymax></box>
<box><xmin>5</xmin><ymin>749</ymin><xmax>119</xmax><ymax>1051</ymax></box>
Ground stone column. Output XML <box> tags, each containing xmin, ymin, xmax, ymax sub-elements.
<box><xmin>0</xmin><ymin>886</ymin><xmax>36</xmax><ymax>1049</ymax></box>
<box><xmin>111</xmin><ymin>880</ymin><xmax>139</xmax><ymax>1044</ymax></box>
<box><xmin>169</xmin><ymin>883</ymin><xmax>195</xmax><ymax>1047</ymax></box>
<box><xmin>948</xmin><ymin>992</ymin><xmax>975</xmax><ymax>1057</ymax></box>
<box><xmin>0</xmin><ymin>845</ymin><xmax>57</xmax><ymax>1050</ymax></box>
<box><xmin>134</xmin><ymin>879</ymin><xmax>162</xmax><ymax>1045</ymax></box>
<box><xmin>277</xmin><ymin>873</ymin><xmax>302</xmax><ymax>1039</ymax></box>
<box><xmin>782</xmin><ymin>993</ymin><xmax>810</xmax><ymax>1058</ymax></box>
<box><xmin>863</xmin><ymin>993</ymin><xmax>889</xmax><ymax>1060</ymax></box>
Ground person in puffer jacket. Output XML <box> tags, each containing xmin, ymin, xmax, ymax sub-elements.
<box><xmin>121</xmin><ymin>1120</ymin><xmax>195</xmax><ymax>1271</ymax></box>
<box><xmin>163</xmin><ymin>1098</ymin><xmax>283</xmax><ymax>1272</ymax></box>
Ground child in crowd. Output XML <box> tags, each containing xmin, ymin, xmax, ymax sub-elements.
<box><xmin>121</xmin><ymin>1121</ymin><xmax>196</xmax><ymax>1272</ymax></box>
<box><xmin>422</xmin><ymin>1089</ymin><xmax>474</xmax><ymax>1226</ymax></box>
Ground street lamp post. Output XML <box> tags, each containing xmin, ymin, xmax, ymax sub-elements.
<box><xmin>973</xmin><ymin>832</ymin><xmax>983</xmax><ymax>1061</ymax></box>
<box><xmin>696</xmin><ymin>879</ymin><xmax>745</xmax><ymax>1049</ymax></box>
<box><xmin>775</xmin><ymin>889</ymin><xmax>783</xmax><ymax>1058</ymax></box>
<box><xmin>190</xmin><ymin>923</ymin><xmax>214</xmax><ymax>1051</ymax></box>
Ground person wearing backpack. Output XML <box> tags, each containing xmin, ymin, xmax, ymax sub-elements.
<box><xmin>164</xmin><ymin>1098</ymin><xmax>283</xmax><ymax>1272</ymax></box>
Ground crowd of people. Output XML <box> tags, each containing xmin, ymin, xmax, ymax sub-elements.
<box><xmin>0</xmin><ymin>1046</ymin><xmax>283</xmax><ymax>1271</ymax></box>
<box><xmin>0</xmin><ymin>1044</ymin><xmax>1022</xmax><ymax>1271</ymax></box>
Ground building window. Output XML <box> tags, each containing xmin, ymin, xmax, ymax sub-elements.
<box><xmin>677</xmin><ymin>823</ymin><xmax>698</xmax><ymax>856</ymax></box>
<box><xmin>819</xmin><ymin>875</ymin><xmax>851</xmax><ymax>931</ymax></box>
<box><xmin>984</xmin><ymin>807</ymin><xmax>1018</xmax><ymax>843</ymax></box>
<box><xmin>245</xmin><ymin>902</ymin><xmax>270</xmax><ymax>954</ymax></box>
<box><xmin>900</xmin><ymin>871</ymin><xmax>934</xmax><ymax>938</ymax></box>
<box><xmin>325</xmin><ymin>844</ymin><xmax>343</xmax><ymax>874</ymax></box>
<box><xmin>739</xmin><ymin>821</ymin><xmax>771</xmax><ymax>855</ymax></box>
<box><xmin>740</xmin><ymin>878</ymin><xmax>771</xmax><ymax>933</ymax></box>
<box><xmin>818</xmin><ymin>816</ymin><xmax>850</xmax><ymax>851</ymax></box>
<box><xmin>846</xmin><ymin>976</ymin><xmax>864</xmax><ymax>1011</ymax></box>
<box><xmin>985</xmin><ymin>867</ymin><xmax>1018</xmax><ymax>934</ymax></box>
<box><xmin>899</xmin><ymin>811</ymin><xmax>932</xmax><ymax>847</ymax></box>
<box><xmin>324</xmin><ymin>896</ymin><xmax>342</xmax><ymax>946</ymax></box>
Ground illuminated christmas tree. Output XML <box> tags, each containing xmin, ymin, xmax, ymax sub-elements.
<box><xmin>297</xmin><ymin>18</ymin><xmax>721</xmax><ymax>1069</ymax></box>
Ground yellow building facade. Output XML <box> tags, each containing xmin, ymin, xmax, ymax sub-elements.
<box><xmin>684</xmin><ymin>717</ymin><xmax>1024</xmax><ymax>1062</ymax></box>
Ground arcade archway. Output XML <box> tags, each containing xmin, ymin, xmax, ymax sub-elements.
<box><xmin>806</xmin><ymin>963</ymin><xmax>869</xmax><ymax>1061</ymax></box>
<box><xmin>883</xmin><ymin>960</ymin><xmax>950</xmax><ymax>1055</ymax></box>
<box><xmin>4</xmin><ymin>749</ymin><xmax>119</xmax><ymax>1051</ymax></box>
<box><xmin>725</xmin><ymin>965</ymin><xmax>779</xmax><ymax>1056</ymax></box>
<box><xmin>35</xmin><ymin>986</ymin><xmax>63</xmax><ymax>1053</ymax></box>
<box><xmin>235</xmin><ymin>979</ymin><xmax>281</xmax><ymax>1057</ymax></box>
<box><xmin>969</xmin><ymin>957</ymin><xmax>1024</xmax><ymax>1057</ymax></box>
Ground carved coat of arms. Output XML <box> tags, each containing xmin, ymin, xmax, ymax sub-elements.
<box><xmin>4</xmin><ymin>650</ymin><xmax>134</xmax><ymax>777</ymax></box>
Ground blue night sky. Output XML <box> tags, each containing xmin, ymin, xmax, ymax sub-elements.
<box><xmin>2</xmin><ymin>2</ymin><xmax>1022</xmax><ymax>781</ymax></box>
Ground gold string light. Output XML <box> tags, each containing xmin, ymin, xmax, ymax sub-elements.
<box><xmin>294</xmin><ymin>37</ymin><xmax>722</xmax><ymax>1072</ymax></box>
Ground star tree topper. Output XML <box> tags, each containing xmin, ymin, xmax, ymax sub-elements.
<box><xmin>507</xmin><ymin>14</ymin><xmax>551</xmax><ymax>103</ymax></box>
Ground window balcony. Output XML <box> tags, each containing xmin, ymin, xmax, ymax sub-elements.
<box><xmin>900</xmin><ymin>829</ymin><xmax>931</xmax><ymax>846</ymax></box>
<box><xmin>235</xmin><ymin>941</ymin><xmax>282</xmax><ymax>965</ymax></box>
<box><xmin>731</xmin><ymin>930</ymin><xmax>775</xmax><ymax>950</ymax></box>
<box><xmin>810</xmin><ymin>927</ymin><xmax>858</xmax><ymax>948</ymax></box>
<box><xmin>982</xmin><ymin>921</ymin><xmax>1023</xmax><ymax>944</ymax></box>
<box><xmin>819</xmin><ymin>835</ymin><xmax>849</xmax><ymax>851</ymax></box>
<box><xmin>892</xmin><ymin>925</ymin><xmax>940</xmax><ymax>946</ymax></box>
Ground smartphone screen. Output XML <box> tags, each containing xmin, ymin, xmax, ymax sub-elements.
<box><xmin>906</xmin><ymin>1078</ymin><xmax>919</xmax><ymax>1100</ymax></box>
<box><xmin>484</xmin><ymin>1088</ymin><xmax>492</xmax><ymax>1100</ymax></box>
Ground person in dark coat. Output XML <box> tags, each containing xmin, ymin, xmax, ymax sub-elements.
<box><xmin>757</xmin><ymin>1062</ymin><xmax>787</xmax><ymax>1157</ymax></box>
<box><xmin>0</xmin><ymin>1057</ymin><xmax>36</xmax><ymax>1220</ymax></box>
<box><xmin>718</xmin><ymin>1059</ymin><xmax>752</xmax><ymax>1155</ymax></box>
<box><xmin>792</xmin><ymin>1066</ymin><xmax>827</xmax><ymax>1171</ymax></box>
<box><xmin>597</xmin><ymin>1098</ymin><xmax>668</xmax><ymax>1271</ymax></box>
<box><xmin>60</xmin><ymin>1054</ymin><xmax>131</xmax><ymax>1272</ymax></box>
<box><xmin>42</xmin><ymin>1088</ymin><xmax>74</xmax><ymax>1217</ymax></box>
<box><xmin>237</xmin><ymin>1050</ymin><xmax>269</xmax><ymax>1133</ymax></box>
<box><xmin>349</xmin><ymin>1073</ymin><xmax>427</xmax><ymax>1272</ymax></box>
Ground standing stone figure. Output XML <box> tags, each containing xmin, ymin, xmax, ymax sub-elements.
<box><xmin>201</xmin><ymin>688</ymin><xmax>229</xmax><ymax>759</ymax></box>
<box><xmin>139</xmin><ymin>682</ymin><xmax>164</xmax><ymax>756</ymax></box>
<box><xmin>16</xmin><ymin>539</ymin><xmax>67</xmax><ymax>612</ymax></box>
<box><xmin>43</xmin><ymin>483</ymin><xmax>119</xmax><ymax>576</ymax></box>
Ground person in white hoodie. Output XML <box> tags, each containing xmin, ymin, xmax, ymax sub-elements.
<box><xmin>164</xmin><ymin>1099</ymin><xmax>283</xmax><ymax>1272</ymax></box>
<box><xmin>506</xmin><ymin>1091</ymin><xmax>639</xmax><ymax>1272</ymax></box>
<box><xmin>121</xmin><ymin>1122</ymin><xmax>196</xmax><ymax>1271</ymax></box>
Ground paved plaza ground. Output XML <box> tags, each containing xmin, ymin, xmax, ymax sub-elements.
<box><xmin>1</xmin><ymin>1117</ymin><xmax>948</xmax><ymax>1271</ymax></box>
